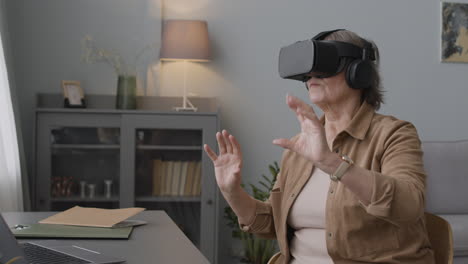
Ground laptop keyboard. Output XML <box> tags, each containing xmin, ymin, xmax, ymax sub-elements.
<box><xmin>21</xmin><ymin>243</ymin><xmax>91</xmax><ymax>264</ymax></box>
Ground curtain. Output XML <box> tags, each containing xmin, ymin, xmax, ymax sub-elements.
<box><xmin>0</xmin><ymin>31</ymin><xmax>23</xmax><ymax>211</ymax></box>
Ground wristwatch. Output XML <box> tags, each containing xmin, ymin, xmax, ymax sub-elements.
<box><xmin>330</xmin><ymin>154</ymin><xmax>354</xmax><ymax>181</ymax></box>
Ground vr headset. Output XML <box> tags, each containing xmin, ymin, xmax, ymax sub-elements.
<box><xmin>278</xmin><ymin>29</ymin><xmax>376</xmax><ymax>89</ymax></box>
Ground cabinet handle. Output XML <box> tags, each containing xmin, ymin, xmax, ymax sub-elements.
<box><xmin>206</xmin><ymin>199</ymin><xmax>213</xmax><ymax>205</ymax></box>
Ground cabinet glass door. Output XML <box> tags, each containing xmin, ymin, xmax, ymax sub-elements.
<box><xmin>121</xmin><ymin>113</ymin><xmax>218</xmax><ymax>263</ymax></box>
<box><xmin>134</xmin><ymin>128</ymin><xmax>203</xmax><ymax>247</ymax></box>
<box><xmin>49</xmin><ymin>127</ymin><xmax>120</xmax><ymax>211</ymax></box>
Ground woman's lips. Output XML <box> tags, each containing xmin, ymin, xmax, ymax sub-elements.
<box><xmin>308</xmin><ymin>83</ymin><xmax>321</xmax><ymax>88</ymax></box>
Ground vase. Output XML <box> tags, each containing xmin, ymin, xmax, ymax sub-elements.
<box><xmin>116</xmin><ymin>75</ymin><xmax>137</xmax><ymax>109</ymax></box>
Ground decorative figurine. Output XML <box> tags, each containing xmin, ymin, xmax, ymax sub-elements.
<box><xmin>88</xmin><ymin>184</ymin><xmax>96</xmax><ymax>199</ymax></box>
<box><xmin>104</xmin><ymin>180</ymin><xmax>113</xmax><ymax>199</ymax></box>
<box><xmin>80</xmin><ymin>181</ymin><xmax>87</xmax><ymax>198</ymax></box>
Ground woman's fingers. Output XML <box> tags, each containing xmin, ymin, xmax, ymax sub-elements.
<box><xmin>296</xmin><ymin>110</ymin><xmax>305</xmax><ymax>123</ymax></box>
<box><xmin>229</xmin><ymin>134</ymin><xmax>242</xmax><ymax>157</ymax></box>
<box><xmin>286</xmin><ymin>94</ymin><xmax>320</xmax><ymax>125</ymax></box>
<box><xmin>288</xmin><ymin>95</ymin><xmax>305</xmax><ymax>124</ymax></box>
<box><xmin>222</xmin><ymin>130</ymin><xmax>233</xmax><ymax>153</ymax></box>
<box><xmin>216</xmin><ymin>131</ymin><xmax>227</xmax><ymax>154</ymax></box>
<box><xmin>287</xmin><ymin>94</ymin><xmax>313</xmax><ymax>114</ymax></box>
<box><xmin>203</xmin><ymin>144</ymin><xmax>218</xmax><ymax>162</ymax></box>
<box><xmin>209</xmin><ymin>129</ymin><xmax>242</xmax><ymax>161</ymax></box>
<box><xmin>216</xmin><ymin>130</ymin><xmax>240</xmax><ymax>156</ymax></box>
<box><xmin>272</xmin><ymin>138</ymin><xmax>293</xmax><ymax>150</ymax></box>
<box><xmin>296</xmin><ymin>106</ymin><xmax>320</xmax><ymax>124</ymax></box>
<box><xmin>286</xmin><ymin>93</ymin><xmax>308</xmax><ymax>111</ymax></box>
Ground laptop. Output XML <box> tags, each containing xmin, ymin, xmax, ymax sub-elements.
<box><xmin>0</xmin><ymin>214</ymin><xmax>125</xmax><ymax>264</ymax></box>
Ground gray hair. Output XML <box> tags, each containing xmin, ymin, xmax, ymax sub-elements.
<box><xmin>325</xmin><ymin>30</ymin><xmax>384</xmax><ymax>110</ymax></box>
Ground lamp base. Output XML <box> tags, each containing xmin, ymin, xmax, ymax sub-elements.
<box><xmin>174</xmin><ymin>61</ymin><xmax>198</xmax><ymax>112</ymax></box>
<box><xmin>174</xmin><ymin>106</ymin><xmax>198</xmax><ymax>112</ymax></box>
<box><xmin>174</xmin><ymin>96</ymin><xmax>198</xmax><ymax>112</ymax></box>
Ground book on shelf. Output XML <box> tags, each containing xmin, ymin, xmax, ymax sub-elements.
<box><xmin>164</xmin><ymin>161</ymin><xmax>174</xmax><ymax>196</ymax></box>
<box><xmin>179</xmin><ymin>161</ymin><xmax>189</xmax><ymax>196</ymax></box>
<box><xmin>183</xmin><ymin>161</ymin><xmax>196</xmax><ymax>196</ymax></box>
<box><xmin>191</xmin><ymin>161</ymin><xmax>202</xmax><ymax>196</ymax></box>
<box><xmin>171</xmin><ymin>161</ymin><xmax>182</xmax><ymax>196</ymax></box>
<box><xmin>150</xmin><ymin>160</ymin><xmax>202</xmax><ymax>197</ymax></box>
<box><xmin>152</xmin><ymin>159</ymin><xmax>162</xmax><ymax>196</ymax></box>
<box><xmin>158</xmin><ymin>161</ymin><xmax>167</xmax><ymax>196</ymax></box>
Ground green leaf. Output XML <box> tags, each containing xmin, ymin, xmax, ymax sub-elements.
<box><xmin>262</xmin><ymin>240</ymin><xmax>275</xmax><ymax>264</ymax></box>
<box><xmin>249</xmin><ymin>183</ymin><xmax>257</xmax><ymax>191</ymax></box>
<box><xmin>253</xmin><ymin>237</ymin><xmax>260</xmax><ymax>263</ymax></box>
<box><xmin>259</xmin><ymin>182</ymin><xmax>270</xmax><ymax>191</ymax></box>
<box><xmin>269</xmin><ymin>165</ymin><xmax>276</xmax><ymax>176</ymax></box>
<box><xmin>246</xmin><ymin>234</ymin><xmax>254</xmax><ymax>260</ymax></box>
<box><xmin>262</xmin><ymin>174</ymin><xmax>272</xmax><ymax>184</ymax></box>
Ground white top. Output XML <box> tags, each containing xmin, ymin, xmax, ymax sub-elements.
<box><xmin>287</xmin><ymin>167</ymin><xmax>333</xmax><ymax>264</ymax></box>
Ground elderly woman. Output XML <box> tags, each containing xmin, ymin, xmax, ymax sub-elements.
<box><xmin>203</xmin><ymin>30</ymin><xmax>435</xmax><ymax>263</ymax></box>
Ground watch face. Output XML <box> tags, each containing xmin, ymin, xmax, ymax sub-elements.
<box><xmin>341</xmin><ymin>154</ymin><xmax>354</xmax><ymax>164</ymax></box>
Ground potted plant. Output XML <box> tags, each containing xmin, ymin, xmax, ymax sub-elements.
<box><xmin>224</xmin><ymin>161</ymin><xmax>280</xmax><ymax>264</ymax></box>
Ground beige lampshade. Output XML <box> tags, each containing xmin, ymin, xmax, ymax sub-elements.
<box><xmin>160</xmin><ymin>20</ymin><xmax>211</xmax><ymax>62</ymax></box>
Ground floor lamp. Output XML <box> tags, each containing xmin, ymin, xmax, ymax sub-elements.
<box><xmin>160</xmin><ymin>20</ymin><xmax>212</xmax><ymax>112</ymax></box>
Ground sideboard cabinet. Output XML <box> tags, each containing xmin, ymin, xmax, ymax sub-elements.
<box><xmin>33</xmin><ymin>94</ymin><xmax>220</xmax><ymax>263</ymax></box>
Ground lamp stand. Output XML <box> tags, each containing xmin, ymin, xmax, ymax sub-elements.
<box><xmin>174</xmin><ymin>60</ymin><xmax>197</xmax><ymax>112</ymax></box>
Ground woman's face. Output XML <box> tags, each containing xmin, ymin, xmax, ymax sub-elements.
<box><xmin>306</xmin><ymin>71</ymin><xmax>359</xmax><ymax>107</ymax></box>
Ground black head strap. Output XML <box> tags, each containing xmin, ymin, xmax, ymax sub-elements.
<box><xmin>362</xmin><ymin>40</ymin><xmax>376</xmax><ymax>61</ymax></box>
<box><xmin>313</xmin><ymin>29</ymin><xmax>376</xmax><ymax>61</ymax></box>
<box><xmin>312</xmin><ymin>29</ymin><xmax>345</xmax><ymax>40</ymax></box>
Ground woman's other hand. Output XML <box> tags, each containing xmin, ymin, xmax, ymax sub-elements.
<box><xmin>273</xmin><ymin>94</ymin><xmax>332</xmax><ymax>165</ymax></box>
<box><xmin>204</xmin><ymin>130</ymin><xmax>243</xmax><ymax>194</ymax></box>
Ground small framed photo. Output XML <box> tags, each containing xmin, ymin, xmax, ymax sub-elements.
<box><xmin>62</xmin><ymin>80</ymin><xmax>86</xmax><ymax>108</ymax></box>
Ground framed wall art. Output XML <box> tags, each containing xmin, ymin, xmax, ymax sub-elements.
<box><xmin>442</xmin><ymin>2</ymin><xmax>468</xmax><ymax>63</ymax></box>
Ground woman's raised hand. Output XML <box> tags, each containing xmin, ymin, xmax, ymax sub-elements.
<box><xmin>204</xmin><ymin>130</ymin><xmax>243</xmax><ymax>194</ymax></box>
<box><xmin>273</xmin><ymin>94</ymin><xmax>332</xmax><ymax>165</ymax></box>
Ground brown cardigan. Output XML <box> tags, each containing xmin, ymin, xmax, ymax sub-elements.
<box><xmin>239</xmin><ymin>102</ymin><xmax>435</xmax><ymax>263</ymax></box>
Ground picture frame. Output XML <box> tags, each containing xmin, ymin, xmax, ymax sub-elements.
<box><xmin>441</xmin><ymin>2</ymin><xmax>468</xmax><ymax>63</ymax></box>
<box><xmin>62</xmin><ymin>80</ymin><xmax>86</xmax><ymax>108</ymax></box>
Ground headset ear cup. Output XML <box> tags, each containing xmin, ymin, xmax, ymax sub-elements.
<box><xmin>346</xmin><ymin>60</ymin><xmax>372</xmax><ymax>89</ymax></box>
<box><xmin>345</xmin><ymin>60</ymin><xmax>359</xmax><ymax>89</ymax></box>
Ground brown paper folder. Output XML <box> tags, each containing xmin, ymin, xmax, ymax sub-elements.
<box><xmin>39</xmin><ymin>206</ymin><xmax>145</xmax><ymax>228</ymax></box>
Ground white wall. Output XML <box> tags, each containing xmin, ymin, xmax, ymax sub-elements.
<box><xmin>5</xmin><ymin>0</ymin><xmax>162</xmax><ymax>180</ymax></box>
<box><xmin>5</xmin><ymin>0</ymin><xmax>468</xmax><ymax>262</ymax></box>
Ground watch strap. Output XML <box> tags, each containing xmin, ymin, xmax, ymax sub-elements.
<box><xmin>330</xmin><ymin>154</ymin><xmax>354</xmax><ymax>181</ymax></box>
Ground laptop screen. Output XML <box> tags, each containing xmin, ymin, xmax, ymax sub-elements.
<box><xmin>0</xmin><ymin>214</ymin><xmax>28</xmax><ymax>264</ymax></box>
